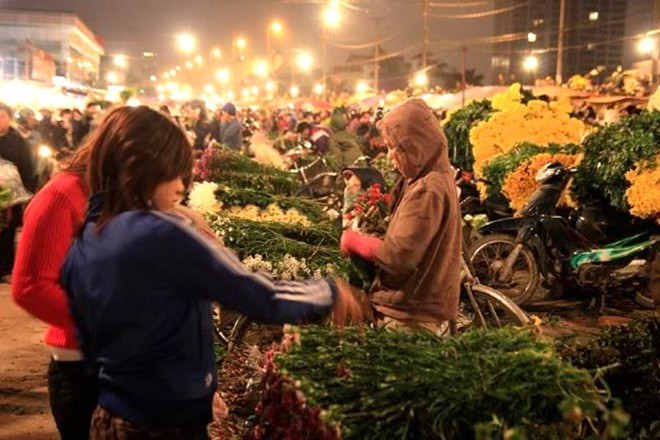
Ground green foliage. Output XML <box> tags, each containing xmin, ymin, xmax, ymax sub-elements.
<box><xmin>218</xmin><ymin>171</ymin><xmax>299</xmax><ymax>196</ymax></box>
<box><xmin>208</xmin><ymin>216</ymin><xmax>350</xmax><ymax>278</ymax></box>
<box><xmin>214</xmin><ymin>185</ymin><xmax>326</xmax><ymax>223</ymax></box>
<box><xmin>572</xmin><ymin>111</ymin><xmax>660</xmax><ymax>211</ymax></box>
<box><xmin>443</xmin><ymin>99</ymin><xmax>493</xmax><ymax>171</ymax></box>
<box><xmin>257</xmin><ymin>326</ymin><xmax>620</xmax><ymax>440</ymax></box>
<box><xmin>481</xmin><ymin>142</ymin><xmax>581</xmax><ymax>201</ymax></box>
<box><xmin>559</xmin><ymin>316</ymin><xmax>660</xmax><ymax>438</ymax></box>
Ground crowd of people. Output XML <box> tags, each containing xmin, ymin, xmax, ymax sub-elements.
<box><xmin>0</xmin><ymin>95</ymin><xmax>462</xmax><ymax>439</ymax></box>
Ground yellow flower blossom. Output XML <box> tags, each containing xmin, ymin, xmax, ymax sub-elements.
<box><xmin>502</xmin><ymin>153</ymin><xmax>581</xmax><ymax>214</ymax></box>
<box><xmin>625</xmin><ymin>156</ymin><xmax>660</xmax><ymax>221</ymax></box>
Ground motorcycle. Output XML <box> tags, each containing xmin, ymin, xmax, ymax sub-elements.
<box><xmin>468</xmin><ymin>161</ymin><xmax>658</xmax><ymax>309</ymax></box>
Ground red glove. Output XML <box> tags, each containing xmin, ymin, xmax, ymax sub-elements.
<box><xmin>340</xmin><ymin>229</ymin><xmax>382</xmax><ymax>262</ymax></box>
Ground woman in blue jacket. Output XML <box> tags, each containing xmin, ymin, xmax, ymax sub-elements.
<box><xmin>61</xmin><ymin>106</ymin><xmax>362</xmax><ymax>439</ymax></box>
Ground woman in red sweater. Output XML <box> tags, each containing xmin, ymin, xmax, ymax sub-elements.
<box><xmin>12</xmin><ymin>147</ymin><xmax>96</xmax><ymax>439</ymax></box>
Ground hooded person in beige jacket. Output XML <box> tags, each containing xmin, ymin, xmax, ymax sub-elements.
<box><xmin>340</xmin><ymin>98</ymin><xmax>462</xmax><ymax>325</ymax></box>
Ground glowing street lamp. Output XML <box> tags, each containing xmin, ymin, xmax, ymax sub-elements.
<box><xmin>523</xmin><ymin>55</ymin><xmax>539</xmax><ymax>72</ymax></box>
<box><xmin>204</xmin><ymin>84</ymin><xmax>215</xmax><ymax>94</ymax></box>
<box><xmin>638</xmin><ymin>36</ymin><xmax>656</xmax><ymax>55</ymax></box>
<box><xmin>236</xmin><ymin>37</ymin><xmax>247</xmax><ymax>50</ymax></box>
<box><xmin>212</xmin><ymin>48</ymin><xmax>222</xmax><ymax>58</ymax></box>
<box><xmin>290</xmin><ymin>85</ymin><xmax>300</xmax><ymax>97</ymax></box>
<box><xmin>413</xmin><ymin>72</ymin><xmax>429</xmax><ymax>88</ymax></box>
<box><xmin>527</xmin><ymin>32</ymin><xmax>537</xmax><ymax>43</ymax></box>
<box><xmin>163</xmin><ymin>72</ymin><xmax>170</xmax><ymax>79</ymax></box>
<box><xmin>313</xmin><ymin>83</ymin><xmax>324</xmax><ymax>95</ymax></box>
<box><xmin>106</xmin><ymin>71</ymin><xmax>119</xmax><ymax>84</ymax></box>
<box><xmin>323</xmin><ymin>5</ymin><xmax>341</xmax><ymax>28</ymax></box>
<box><xmin>113</xmin><ymin>54</ymin><xmax>128</xmax><ymax>68</ymax></box>
<box><xmin>169</xmin><ymin>69</ymin><xmax>177</xmax><ymax>76</ymax></box>
<box><xmin>265</xmin><ymin>81</ymin><xmax>275</xmax><ymax>93</ymax></box>
<box><xmin>267</xmin><ymin>20</ymin><xmax>284</xmax><ymax>70</ymax></box>
<box><xmin>150</xmin><ymin>75</ymin><xmax>157</xmax><ymax>82</ymax></box>
<box><xmin>254</xmin><ymin>60</ymin><xmax>269</xmax><ymax>78</ymax></box>
<box><xmin>271</xmin><ymin>20</ymin><xmax>283</xmax><ymax>35</ymax></box>
<box><xmin>216</xmin><ymin>69</ymin><xmax>231</xmax><ymax>84</ymax></box>
<box><xmin>195</xmin><ymin>55</ymin><xmax>204</xmax><ymax>65</ymax></box>
<box><xmin>355</xmin><ymin>81</ymin><xmax>369</xmax><ymax>94</ymax></box>
<box><xmin>185</xmin><ymin>60</ymin><xmax>193</xmax><ymax>69</ymax></box>
<box><xmin>297</xmin><ymin>52</ymin><xmax>314</xmax><ymax>73</ymax></box>
<box><xmin>177</xmin><ymin>33</ymin><xmax>197</xmax><ymax>54</ymax></box>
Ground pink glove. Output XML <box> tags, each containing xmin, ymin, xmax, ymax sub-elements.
<box><xmin>340</xmin><ymin>229</ymin><xmax>382</xmax><ymax>262</ymax></box>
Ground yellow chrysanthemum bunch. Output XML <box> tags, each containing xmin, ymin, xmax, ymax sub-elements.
<box><xmin>648</xmin><ymin>87</ymin><xmax>660</xmax><ymax>112</ymax></box>
<box><xmin>470</xmin><ymin>85</ymin><xmax>586</xmax><ymax>173</ymax></box>
<box><xmin>625</xmin><ymin>156</ymin><xmax>660</xmax><ymax>221</ymax></box>
<box><xmin>502</xmin><ymin>153</ymin><xmax>581</xmax><ymax>213</ymax></box>
<box><xmin>226</xmin><ymin>204</ymin><xmax>310</xmax><ymax>226</ymax></box>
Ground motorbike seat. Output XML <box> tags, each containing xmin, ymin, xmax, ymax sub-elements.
<box><xmin>569</xmin><ymin>237</ymin><xmax>657</xmax><ymax>269</ymax></box>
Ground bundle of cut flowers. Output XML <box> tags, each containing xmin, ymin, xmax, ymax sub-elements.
<box><xmin>344</xmin><ymin>183</ymin><xmax>391</xmax><ymax>237</ymax></box>
<box><xmin>195</xmin><ymin>146</ymin><xmax>299</xmax><ymax>195</ymax></box>
<box><xmin>251</xmin><ymin>325</ymin><xmax>628</xmax><ymax>440</ymax></box>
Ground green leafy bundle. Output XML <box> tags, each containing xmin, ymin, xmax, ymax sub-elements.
<box><xmin>443</xmin><ymin>99</ymin><xmax>493</xmax><ymax>171</ymax></box>
<box><xmin>481</xmin><ymin>142</ymin><xmax>580</xmax><ymax>201</ymax></box>
<box><xmin>254</xmin><ymin>326</ymin><xmax>621</xmax><ymax>440</ymax></box>
<box><xmin>196</xmin><ymin>147</ymin><xmax>299</xmax><ymax>195</ymax></box>
<box><xmin>215</xmin><ymin>185</ymin><xmax>326</xmax><ymax>223</ymax></box>
<box><xmin>209</xmin><ymin>216</ymin><xmax>349</xmax><ymax>277</ymax></box>
<box><xmin>560</xmin><ymin>316</ymin><xmax>659</xmax><ymax>438</ymax></box>
<box><xmin>572</xmin><ymin>111</ymin><xmax>660</xmax><ymax>211</ymax></box>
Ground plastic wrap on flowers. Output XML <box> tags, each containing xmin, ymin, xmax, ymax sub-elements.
<box><xmin>251</xmin><ymin>326</ymin><xmax>623</xmax><ymax>440</ymax></box>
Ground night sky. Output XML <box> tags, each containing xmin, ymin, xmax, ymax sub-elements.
<box><xmin>1</xmin><ymin>0</ymin><xmax>495</xmax><ymax>79</ymax></box>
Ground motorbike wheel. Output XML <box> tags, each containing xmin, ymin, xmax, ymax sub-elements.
<box><xmin>468</xmin><ymin>234</ymin><xmax>540</xmax><ymax>305</ymax></box>
<box><xmin>454</xmin><ymin>284</ymin><xmax>530</xmax><ymax>333</ymax></box>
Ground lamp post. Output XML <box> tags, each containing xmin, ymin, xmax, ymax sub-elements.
<box><xmin>233</xmin><ymin>37</ymin><xmax>247</xmax><ymax>92</ymax></box>
<box><xmin>638</xmin><ymin>35</ymin><xmax>658</xmax><ymax>86</ymax></box>
<box><xmin>322</xmin><ymin>3</ymin><xmax>341</xmax><ymax>99</ymax></box>
<box><xmin>267</xmin><ymin>20</ymin><xmax>283</xmax><ymax>71</ymax></box>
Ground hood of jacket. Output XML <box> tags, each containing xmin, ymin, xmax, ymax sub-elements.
<box><xmin>329</xmin><ymin>112</ymin><xmax>349</xmax><ymax>132</ymax></box>
<box><xmin>377</xmin><ymin>98</ymin><xmax>450</xmax><ymax>180</ymax></box>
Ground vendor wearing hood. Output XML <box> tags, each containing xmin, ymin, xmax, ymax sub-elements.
<box><xmin>340</xmin><ymin>98</ymin><xmax>461</xmax><ymax>327</ymax></box>
<box><xmin>328</xmin><ymin>112</ymin><xmax>363</xmax><ymax>170</ymax></box>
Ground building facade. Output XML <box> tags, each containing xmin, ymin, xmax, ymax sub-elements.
<box><xmin>0</xmin><ymin>9</ymin><xmax>104</xmax><ymax>86</ymax></box>
<box><xmin>492</xmin><ymin>0</ymin><xmax>629</xmax><ymax>84</ymax></box>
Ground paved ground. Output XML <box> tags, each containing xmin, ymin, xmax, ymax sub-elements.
<box><xmin>0</xmin><ymin>281</ymin><xmax>58</xmax><ymax>440</ymax></box>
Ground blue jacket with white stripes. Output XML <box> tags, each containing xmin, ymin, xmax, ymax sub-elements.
<box><xmin>60</xmin><ymin>194</ymin><xmax>337</xmax><ymax>427</ymax></box>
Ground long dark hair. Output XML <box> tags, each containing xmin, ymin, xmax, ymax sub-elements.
<box><xmin>87</xmin><ymin>106</ymin><xmax>193</xmax><ymax>230</ymax></box>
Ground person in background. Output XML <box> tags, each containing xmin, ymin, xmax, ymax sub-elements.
<box><xmin>73</xmin><ymin>103</ymin><xmax>98</xmax><ymax>147</ymax></box>
<box><xmin>61</xmin><ymin>106</ymin><xmax>363</xmax><ymax>438</ymax></box>
<box><xmin>17</xmin><ymin>108</ymin><xmax>43</xmax><ymax>149</ymax></box>
<box><xmin>208</xmin><ymin>108</ymin><xmax>223</xmax><ymax>143</ymax></box>
<box><xmin>0</xmin><ymin>102</ymin><xmax>36</xmax><ymax>283</ymax></box>
<box><xmin>219</xmin><ymin>102</ymin><xmax>242</xmax><ymax>151</ymax></box>
<box><xmin>53</xmin><ymin>109</ymin><xmax>74</xmax><ymax>152</ymax></box>
<box><xmin>340</xmin><ymin>98</ymin><xmax>461</xmax><ymax>332</ymax></box>
<box><xmin>328</xmin><ymin>111</ymin><xmax>363</xmax><ymax>170</ymax></box>
<box><xmin>12</xmin><ymin>146</ymin><xmax>96</xmax><ymax>439</ymax></box>
<box><xmin>38</xmin><ymin>108</ymin><xmax>55</xmax><ymax>147</ymax></box>
<box><xmin>192</xmin><ymin>106</ymin><xmax>210</xmax><ymax>151</ymax></box>
<box><xmin>295</xmin><ymin>121</ymin><xmax>331</xmax><ymax>155</ymax></box>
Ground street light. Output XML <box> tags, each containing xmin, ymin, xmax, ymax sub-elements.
<box><xmin>177</xmin><ymin>33</ymin><xmax>197</xmax><ymax>54</ymax></box>
<box><xmin>527</xmin><ymin>32</ymin><xmax>537</xmax><ymax>43</ymax></box>
<box><xmin>212</xmin><ymin>48</ymin><xmax>222</xmax><ymax>58</ymax></box>
<box><xmin>113</xmin><ymin>54</ymin><xmax>128</xmax><ymax>68</ymax></box>
<box><xmin>254</xmin><ymin>60</ymin><xmax>269</xmax><ymax>78</ymax></box>
<box><xmin>297</xmin><ymin>52</ymin><xmax>314</xmax><ymax>73</ymax></box>
<box><xmin>185</xmin><ymin>61</ymin><xmax>193</xmax><ymax>69</ymax></box>
<box><xmin>150</xmin><ymin>75</ymin><xmax>157</xmax><ymax>82</ymax></box>
<box><xmin>321</xmin><ymin>3</ymin><xmax>342</xmax><ymax>99</ymax></box>
<box><xmin>523</xmin><ymin>55</ymin><xmax>539</xmax><ymax>85</ymax></box>
<box><xmin>267</xmin><ymin>20</ymin><xmax>284</xmax><ymax>71</ymax></box>
<box><xmin>216</xmin><ymin>69</ymin><xmax>231</xmax><ymax>84</ymax></box>
<box><xmin>638</xmin><ymin>36</ymin><xmax>658</xmax><ymax>84</ymax></box>
<box><xmin>356</xmin><ymin>81</ymin><xmax>369</xmax><ymax>94</ymax></box>
<box><xmin>195</xmin><ymin>55</ymin><xmax>204</xmax><ymax>65</ymax></box>
<box><xmin>290</xmin><ymin>85</ymin><xmax>300</xmax><ymax>97</ymax></box>
<box><xmin>413</xmin><ymin>72</ymin><xmax>429</xmax><ymax>88</ymax></box>
<box><xmin>313</xmin><ymin>83</ymin><xmax>324</xmax><ymax>95</ymax></box>
<box><xmin>106</xmin><ymin>71</ymin><xmax>119</xmax><ymax>84</ymax></box>
<box><xmin>236</xmin><ymin>37</ymin><xmax>247</xmax><ymax>50</ymax></box>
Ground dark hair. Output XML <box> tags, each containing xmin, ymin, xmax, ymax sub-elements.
<box><xmin>296</xmin><ymin>122</ymin><xmax>312</xmax><ymax>134</ymax></box>
<box><xmin>0</xmin><ymin>102</ymin><xmax>12</xmax><ymax>117</ymax></box>
<box><xmin>73</xmin><ymin>109</ymin><xmax>83</xmax><ymax>116</ymax></box>
<box><xmin>60</xmin><ymin>108</ymin><xmax>72</xmax><ymax>117</ymax></box>
<box><xmin>88</xmin><ymin>106</ymin><xmax>193</xmax><ymax>230</ymax></box>
<box><xmin>356</xmin><ymin>123</ymin><xmax>370</xmax><ymax>137</ymax></box>
<box><xmin>86</xmin><ymin>102</ymin><xmax>97</xmax><ymax>110</ymax></box>
<box><xmin>159</xmin><ymin>105</ymin><xmax>171</xmax><ymax>115</ymax></box>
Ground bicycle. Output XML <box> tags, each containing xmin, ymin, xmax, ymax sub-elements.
<box><xmin>218</xmin><ymin>249</ymin><xmax>529</xmax><ymax>354</ymax></box>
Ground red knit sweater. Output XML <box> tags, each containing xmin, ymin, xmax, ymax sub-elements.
<box><xmin>12</xmin><ymin>173</ymin><xmax>87</xmax><ymax>350</ymax></box>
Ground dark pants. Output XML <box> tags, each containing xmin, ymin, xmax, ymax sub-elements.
<box><xmin>90</xmin><ymin>406</ymin><xmax>209</xmax><ymax>440</ymax></box>
<box><xmin>0</xmin><ymin>205</ymin><xmax>21</xmax><ymax>276</ymax></box>
<box><xmin>48</xmin><ymin>359</ymin><xmax>98</xmax><ymax>440</ymax></box>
